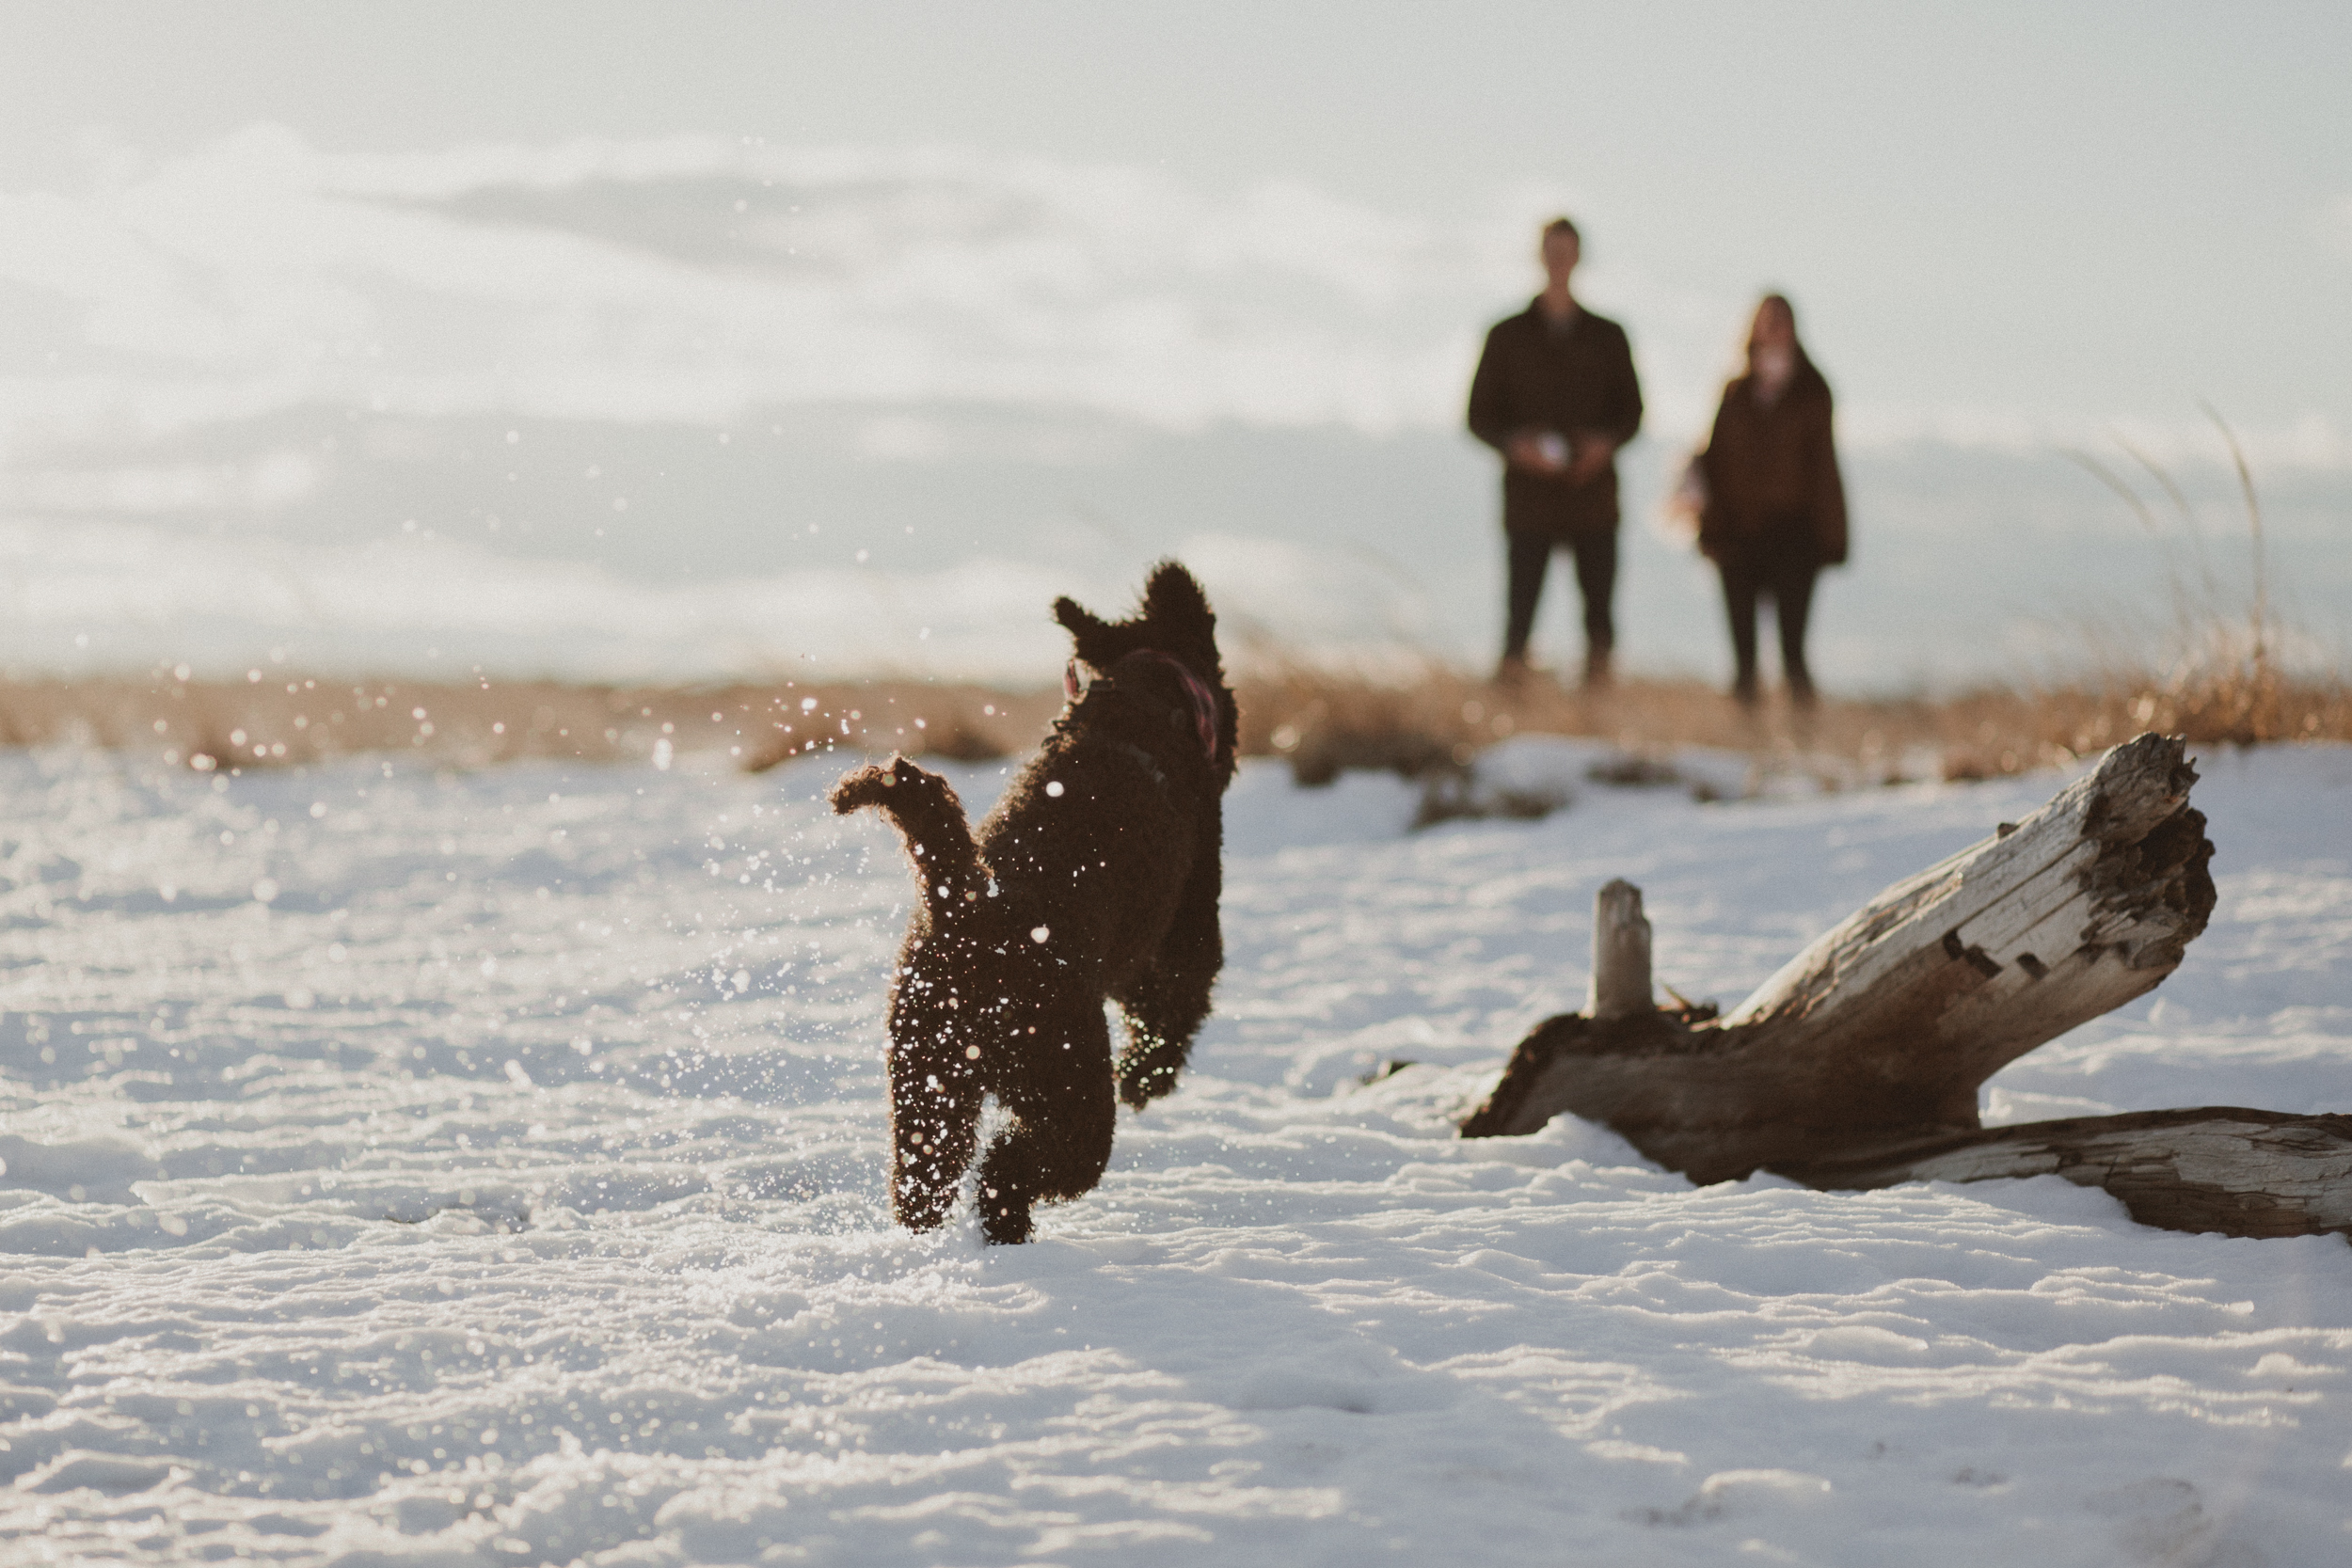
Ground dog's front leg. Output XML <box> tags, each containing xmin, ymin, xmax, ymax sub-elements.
<box><xmin>976</xmin><ymin>1002</ymin><xmax>1115</xmax><ymax>1243</ymax></box>
<box><xmin>1114</xmin><ymin>850</ymin><xmax>1222</xmax><ymax>1109</ymax></box>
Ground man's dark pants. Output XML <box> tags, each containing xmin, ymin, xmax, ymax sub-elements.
<box><xmin>1502</xmin><ymin>527</ymin><xmax>1615</xmax><ymax>666</ymax></box>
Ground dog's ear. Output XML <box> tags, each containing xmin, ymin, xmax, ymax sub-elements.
<box><xmin>1139</xmin><ymin>561</ymin><xmax>1237</xmax><ymax>783</ymax></box>
<box><xmin>1136</xmin><ymin>560</ymin><xmax>1221</xmax><ymax>673</ymax></box>
<box><xmin>1053</xmin><ymin>594</ymin><xmax>1106</xmax><ymax>640</ymax></box>
<box><xmin>1053</xmin><ymin>594</ymin><xmax>1130</xmax><ymax>668</ymax></box>
<box><xmin>1140</xmin><ymin>562</ymin><xmax>1215</xmax><ymax>641</ymax></box>
<box><xmin>1056</xmin><ymin>593</ymin><xmax>1160</xmax><ymax>668</ymax></box>
<box><xmin>1057</xmin><ymin>563</ymin><xmax>1219</xmax><ymax>669</ymax></box>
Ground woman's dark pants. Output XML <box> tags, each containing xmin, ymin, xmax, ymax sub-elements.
<box><xmin>1717</xmin><ymin>539</ymin><xmax>1820</xmax><ymax>702</ymax></box>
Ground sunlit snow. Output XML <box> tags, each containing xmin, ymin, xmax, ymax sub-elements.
<box><xmin>1</xmin><ymin>737</ymin><xmax>2347</xmax><ymax>1563</ymax></box>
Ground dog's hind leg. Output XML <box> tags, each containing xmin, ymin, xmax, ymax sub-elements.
<box><xmin>976</xmin><ymin>1004</ymin><xmax>1117</xmax><ymax>1243</ymax></box>
<box><xmin>888</xmin><ymin>1043</ymin><xmax>982</xmax><ymax>1232</ymax></box>
<box><xmin>1113</xmin><ymin>854</ymin><xmax>1222</xmax><ymax>1110</ymax></box>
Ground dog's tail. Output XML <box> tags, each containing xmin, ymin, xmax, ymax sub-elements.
<box><xmin>830</xmin><ymin>754</ymin><xmax>985</xmax><ymax>891</ymax></box>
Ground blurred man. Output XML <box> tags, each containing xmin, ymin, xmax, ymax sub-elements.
<box><xmin>1467</xmin><ymin>217</ymin><xmax>1644</xmax><ymax>687</ymax></box>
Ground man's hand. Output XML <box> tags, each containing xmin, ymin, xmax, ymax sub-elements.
<box><xmin>1567</xmin><ymin>433</ymin><xmax>1618</xmax><ymax>484</ymax></box>
<box><xmin>1505</xmin><ymin>431</ymin><xmax>1570</xmax><ymax>476</ymax></box>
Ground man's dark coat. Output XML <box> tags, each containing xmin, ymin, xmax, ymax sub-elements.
<box><xmin>1467</xmin><ymin>300</ymin><xmax>1645</xmax><ymax>539</ymax></box>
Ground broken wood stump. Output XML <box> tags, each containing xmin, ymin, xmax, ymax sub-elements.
<box><xmin>1461</xmin><ymin>734</ymin><xmax>2351</xmax><ymax>1241</ymax></box>
<box><xmin>1587</xmin><ymin>879</ymin><xmax>1654</xmax><ymax>1020</ymax></box>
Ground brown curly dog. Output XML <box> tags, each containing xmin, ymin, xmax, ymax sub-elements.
<box><xmin>829</xmin><ymin>562</ymin><xmax>1239</xmax><ymax>1243</ymax></box>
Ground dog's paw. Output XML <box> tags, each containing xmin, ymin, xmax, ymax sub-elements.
<box><xmin>891</xmin><ymin>1169</ymin><xmax>963</xmax><ymax>1233</ymax></box>
<box><xmin>1117</xmin><ymin>1060</ymin><xmax>1184</xmax><ymax>1111</ymax></box>
<box><xmin>979</xmin><ymin>1192</ymin><xmax>1035</xmax><ymax>1244</ymax></box>
<box><xmin>894</xmin><ymin>1203</ymin><xmax>953</xmax><ymax>1234</ymax></box>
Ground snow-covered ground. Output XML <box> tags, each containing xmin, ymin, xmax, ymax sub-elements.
<box><xmin>2</xmin><ymin>736</ymin><xmax>2348</xmax><ymax>1565</ymax></box>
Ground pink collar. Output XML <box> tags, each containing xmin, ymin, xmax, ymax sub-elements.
<box><xmin>1065</xmin><ymin>652</ymin><xmax>1222</xmax><ymax>765</ymax></box>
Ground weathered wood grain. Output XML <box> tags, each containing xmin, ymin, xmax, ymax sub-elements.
<box><xmin>1779</xmin><ymin>1108</ymin><xmax>2352</xmax><ymax>1240</ymax></box>
<box><xmin>1462</xmin><ymin>735</ymin><xmax>2221</xmax><ymax>1185</ymax></box>
<box><xmin>1459</xmin><ymin>736</ymin><xmax>2349</xmax><ymax>1238</ymax></box>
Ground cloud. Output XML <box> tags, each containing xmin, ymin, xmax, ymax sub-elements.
<box><xmin>2</xmin><ymin>127</ymin><xmax>2340</xmax><ymax>473</ymax></box>
<box><xmin>0</xmin><ymin>451</ymin><xmax>320</xmax><ymax>513</ymax></box>
<box><xmin>0</xmin><ymin>126</ymin><xmax>1554</xmax><ymax>442</ymax></box>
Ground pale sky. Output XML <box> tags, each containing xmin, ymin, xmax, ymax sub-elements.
<box><xmin>5</xmin><ymin>0</ymin><xmax>2347</xmax><ymax>451</ymax></box>
<box><xmin>0</xmin><ymin>2</ymin><xmax>2344</xmax><ymax>687</ymax></box>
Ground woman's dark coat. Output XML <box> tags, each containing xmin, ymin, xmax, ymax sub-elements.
<box><xmin>1695</xmin><ymin>360</ymin><xmax>1849</xmax><ymax>566</ymax></box>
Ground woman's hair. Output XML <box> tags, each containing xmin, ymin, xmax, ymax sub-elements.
<box><xmin>1742</xmin><ymin>293</ymin><xmax>1817</xmax><ymax>381</ymax></box>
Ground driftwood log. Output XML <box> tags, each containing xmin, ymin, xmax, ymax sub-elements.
<box><xmin>1462</xmin><ymin>733</ymin><xmax>2352</xmax><ymax>1240</ymax></box>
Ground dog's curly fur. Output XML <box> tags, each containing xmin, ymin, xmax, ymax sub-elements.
<box><xmin>829</xmin><ymin>562</ymin><xmax>1239</xmax><ymax>1243</ymax></box>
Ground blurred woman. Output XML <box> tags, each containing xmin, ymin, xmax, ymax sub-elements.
<box><xmin>1691</xmin><ymin>294</ymin><xmax>1848</xmax><ymax>705</ymax></box>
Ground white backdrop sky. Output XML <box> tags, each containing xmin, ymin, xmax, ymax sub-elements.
<box><xmin>0</xmin><ymin>2</ymin><xmax>2345</xmax><ymax>687</ymax></box>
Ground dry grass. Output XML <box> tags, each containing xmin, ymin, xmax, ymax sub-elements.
<box><xmin>0</xmin><ymin>625</ymin><xmax>2343</xmax><ymax>789</ymax></box>
<box><xmin>0</xmin><ymin>646</ymin><xmax>2340</xmax><ymax>789</ymax></box>
<box><xmin>1233</xmin><ymin>653</ymin><xmax>2348</xmax><ymax>791</ymax></box>
<box><xmin>0</xmin><ymin>672</ymin><xmax>1064</xmax><ymax>776</ymax></box>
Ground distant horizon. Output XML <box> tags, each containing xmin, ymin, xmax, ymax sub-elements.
<box><xmin>0</xmin><ymin>427</ymin><xmax>2338</xmax><ymax>696</ymax></box>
